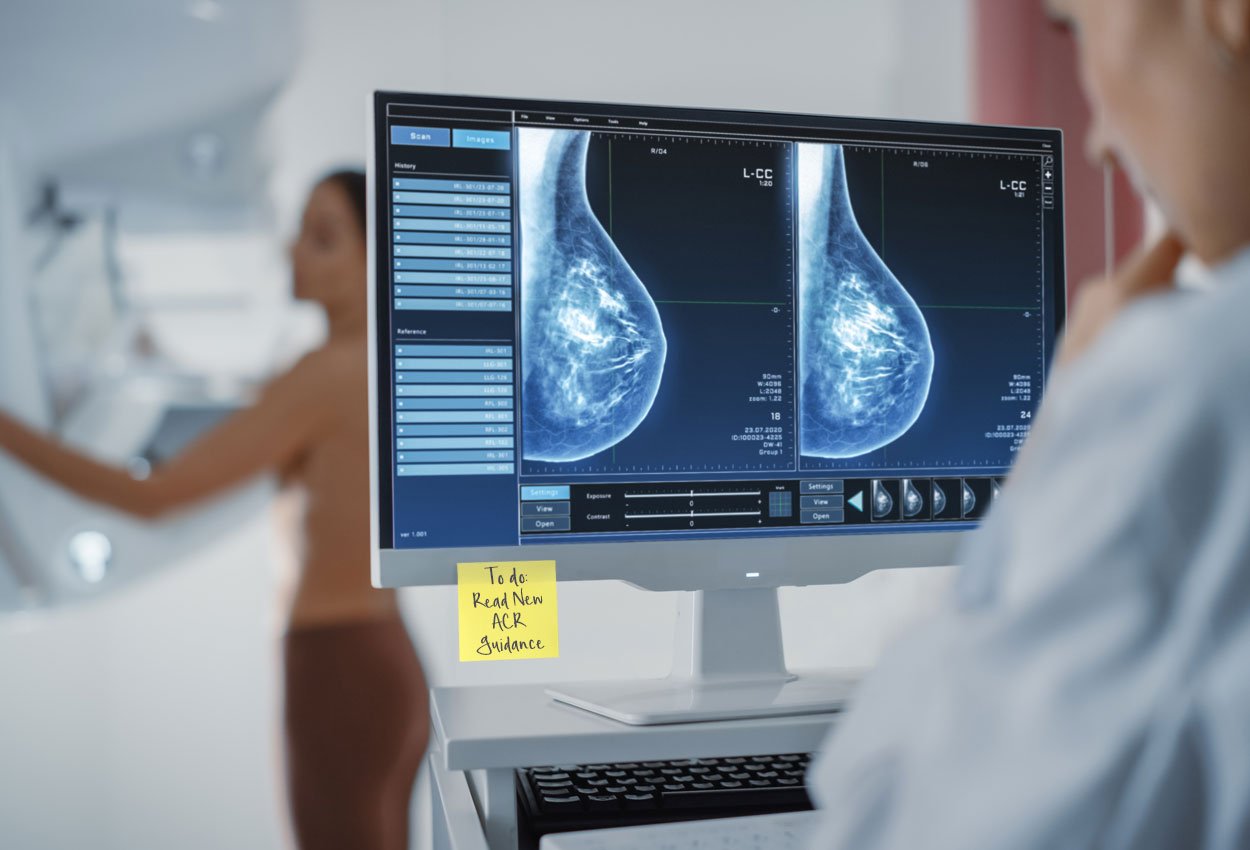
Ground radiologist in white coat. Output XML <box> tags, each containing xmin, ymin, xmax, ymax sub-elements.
<box><xmin>807</xmin><ymin>0</ymin><xmax>1250</xmax><ymax>848</ymax></box>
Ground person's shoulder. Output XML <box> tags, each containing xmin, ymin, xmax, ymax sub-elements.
<box><xmin>1065</xmin><ymin>283</ymin><xmax>1250</xmax><ymax>411</ymax></box>
<box><xmin>286</xmin><ymin>340</ymin><xmax>365</xmax><ymax>382</ymax></box>
<box><xmin>1032</xmin><ymin>283</ymin><xmax>1250</xmax><ymax>474</ymax></box>
<box><xmin>258</xmin><ymin>342</ymin><xmax>354</xmax><ymax>403</ymax></box>
<box><xmin>1135</xmin><ymin>283</ymin><xmax>1250</xmax><ymax>401</ymax></box>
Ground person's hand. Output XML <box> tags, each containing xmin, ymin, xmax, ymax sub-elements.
<box><xmin>1056</xmin><ymin>233</ymin><xmax>1186</xmax><ymax>368</ymax></box>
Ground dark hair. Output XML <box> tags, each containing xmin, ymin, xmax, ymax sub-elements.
<box><xmin>320</xmin><ymin>169</ymin><xmax>367</xmax><ymax>236</ymax></box>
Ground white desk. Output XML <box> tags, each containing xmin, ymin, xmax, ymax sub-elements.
<box><xmin>427</xmin><ymin>682</ymin><xmax>842</xmax><ymax>850</ymax></box>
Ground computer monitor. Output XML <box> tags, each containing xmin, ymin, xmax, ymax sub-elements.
<box><xmin>368</xmin><ymin>92</ymin><xmax>1065</xmax><ymax>723</ymax></box>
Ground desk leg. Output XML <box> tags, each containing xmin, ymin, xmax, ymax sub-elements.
<box><xmin>431</xmin><ymin>755</ymin><xmax>450</xmax><ymax>850</ymax></box>
<box><xmin>470</xmin><ymin>768</ymin><xmax>518</xmax><ymax>850</ymax></box>
<box><xmin>429</xmin><ymin>754</ymin><xmax>491</xmax><ymax>850</ymax></box>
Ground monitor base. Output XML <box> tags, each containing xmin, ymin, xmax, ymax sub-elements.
<box><xmin>546</xmin><ymin>672</ymin><xmax>856</xmax><ymax>725</ymax></box>
<box><xmin>548</xmin><ymin>586</ymin><xmax>858</xmax><ymax>725</ymax></box>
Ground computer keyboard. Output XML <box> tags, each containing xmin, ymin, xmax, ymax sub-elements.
<box><xmin>539</xmin><ymin>810</ymin><xmax>819</xmax><ymax>850</ymax></box>
<box><xmin>517</xmin><ymin>753</ymin><xmax>813</xmax><ymax>839</ymax></box>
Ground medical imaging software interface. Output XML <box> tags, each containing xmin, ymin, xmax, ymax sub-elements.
<box><xmin>372</xmin><ymin>94</ymin><xmax>1064</xmax><ymax>550</ymax></box>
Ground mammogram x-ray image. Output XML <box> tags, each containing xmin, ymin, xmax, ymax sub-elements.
<box><xmin>518</xmin><ymin>128</ymin><xmax>667</xmax><ymax>462</ymax></box>
<box><xmin>798</xmin><ymin>143</ymin><xmax>934</xmax><ymax>459</ymax></box>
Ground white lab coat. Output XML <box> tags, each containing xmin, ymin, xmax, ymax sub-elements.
<box><xmin>807</xmin><ymin>246</ymin><xmax>1250</xmax><ymax>850</ymax></box>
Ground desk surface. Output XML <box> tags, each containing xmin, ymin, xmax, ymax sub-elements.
<box><xmin>432</xmin><ymin>680</ymin><xmax>845</xmax><ymax>772</ymax></box>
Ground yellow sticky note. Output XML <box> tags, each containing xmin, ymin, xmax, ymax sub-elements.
<box><xmin>457</xmin><ymin>560</ymin><xmax>559</xmax><ymax>661</ymax></box>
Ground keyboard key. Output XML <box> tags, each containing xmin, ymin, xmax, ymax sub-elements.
<box><xmin>605</xmin><ymin>785</ymin><xmax>627</xmax><ymax>794</ymax></box>
<box><xmin>585</xmin><ymin>795</ymin><xmax>620</xmax><ymax>812</ymax></box>
<box><xmin>667</xmin><ymin>785</ymin><xmax>809</xmax><ymax>809</ymax></box>
<box><xmin>539</xmin><ymin>795</ymin><xmax>583</xmax><ymax>813</ymax></box>
<box><xmin>623</xmin><ymin>793</ymin><xmax>658</xmax><ymax>810</ymax></box>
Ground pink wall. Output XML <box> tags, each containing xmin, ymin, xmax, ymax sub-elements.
<box><xmin>974</xmin><ymin>0</ymin><xmax>1144</xmax><ymax>298</ymax></box>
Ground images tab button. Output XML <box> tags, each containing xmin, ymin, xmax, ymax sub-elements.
<box><xmin>453</xmin><ymin>129</ymin><xmax>512</xmax><ymax>150</ymax></box>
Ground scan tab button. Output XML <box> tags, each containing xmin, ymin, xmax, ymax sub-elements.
<box><xmin>522</xmin><ymin>516</ymin><xmax>572</xmax><ymax>533</ymax></box>
<box><xmin>521</xmin><ymin>485</ymin><xmax>570</xmax><ymax>501</ymax></box>
<box><xmin>390</xmin><ymin>126</ymin><xmax>450</xmax><ymax>147</ymax></box>
<box><xmin>521</xmin><ymin>501</ymin><xmax>571</xmax><ymax>517</ymax></box>
<box><xmin>799</xmin><ymin>479</ymin><xmax>845</xmax><ymax>495</ymax></box>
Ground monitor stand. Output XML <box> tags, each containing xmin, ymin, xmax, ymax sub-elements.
<box><xmin>546</xmin><ymin>587</ymin><xmax>858</xmax><ymax>725</ymax></box>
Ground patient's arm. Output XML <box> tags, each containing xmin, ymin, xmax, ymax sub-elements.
<box><xmin>0</xmin><ymin>353</ymin><xmax>329</xmax><ymax>520</ymax></box>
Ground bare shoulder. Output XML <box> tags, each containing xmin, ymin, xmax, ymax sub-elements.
<box><xmin>318</xmin><ymin>338</ymin><xmax>368</xmax><ymax>385</ymax></box>
<box><xmin>277</xmin><ymin>342</ymin><xmax>364</xmax><ymax>386</ymax></box>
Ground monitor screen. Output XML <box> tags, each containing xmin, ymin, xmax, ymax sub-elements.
<box><xmin>370</xmin><ymin>93</ymin><xmax>1064</xmax><ymax>555</ymax></box>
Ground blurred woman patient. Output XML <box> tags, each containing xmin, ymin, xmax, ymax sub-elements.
<box><xmin>0</xmin><ymin>170</ymin><xmax>427</xmax><ymax>850</ymax></box>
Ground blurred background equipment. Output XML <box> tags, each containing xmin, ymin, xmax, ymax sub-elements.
<box><xmin>0</xmin><ymin>0</ymin><xmax>298</xmax><ymax>611</ymax></box>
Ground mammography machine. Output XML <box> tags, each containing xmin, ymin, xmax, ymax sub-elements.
<box><xmin>0</xmin><ymin>2</ymin><xmax>297</xmax><ymax>611</ymax></box>
<box><xmin>368</xmin><ymin>92</ymin><xmax>1065</xmax><ymax>723</ymax></box>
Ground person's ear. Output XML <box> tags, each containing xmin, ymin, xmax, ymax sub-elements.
<box><xmin>1202</xmin><ymin>0</ymin><xmax>1250</xmax><ymax>64</ymax></box>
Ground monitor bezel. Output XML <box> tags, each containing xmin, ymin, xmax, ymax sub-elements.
<box><xmin>368</xmin><ymin>90</ymin><xmax>1066</xmax><ymax>590</ymax></box>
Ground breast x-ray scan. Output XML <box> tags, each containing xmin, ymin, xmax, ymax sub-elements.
<box><xmin>516</xmin><ymin>129</ymin><xmax>1033</xmax><ymax>476</ymax></box>
<box><xmin>519</xmin><ymin>129</ymin><xmax>668</xmax><ymax>463</ymax></box>
<box><xmin>519</xmin><ymin>127</ymin><xmax>801</xmax><ymax>476</ymax></box>
<box><xmin>798</xmin><ymin>142</ymin><xmax>933</xmax><ymax>459</ymax></box>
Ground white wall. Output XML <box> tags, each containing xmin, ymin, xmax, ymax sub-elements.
<box><xmin>0</xmin><ymin>1</ymin><xmax>968</xmax><ymax>848</ymax></box>
<box><xmin>437</xmin><ymin>0</ymin><xmax>968</xmax><ymax>121</ymax></box>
